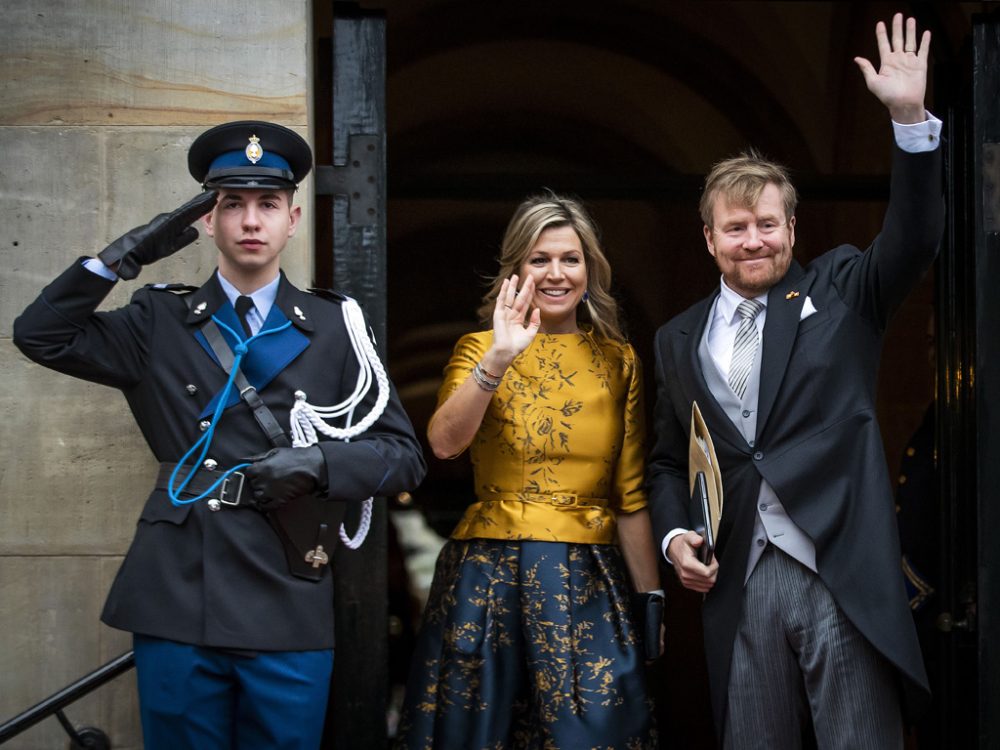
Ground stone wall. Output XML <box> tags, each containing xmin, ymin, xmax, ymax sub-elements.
<box><xmin>0</xmin><ymin>3</ymin><xmax>312</xmax><ymax>747</ymax></box>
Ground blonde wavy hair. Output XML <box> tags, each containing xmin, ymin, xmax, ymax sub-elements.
<box><xmin>476</xmin><ymin>192</ymin><xmax>625</xmax><ymax>343</ymax></box>
<box><xmin>699</xmin><ymin>148</ymin><xmax>798</xmax><ymax>228</ymax></box>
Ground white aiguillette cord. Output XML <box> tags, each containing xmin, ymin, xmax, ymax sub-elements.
<box><xmin>289</xmin><ymin>297</ymin><xmax>390</xmax><ymax>549</ymax></box>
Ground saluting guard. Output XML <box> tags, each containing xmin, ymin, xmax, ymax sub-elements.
<box><xmin>12</xmin><ymin>121</ymin><xmax>426</xmax><ymax>749</ymax></box>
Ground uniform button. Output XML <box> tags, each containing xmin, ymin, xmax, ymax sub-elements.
<box><xmin>203</xmin><ymin>459</ymin><xmax>218</xmax><ymax>471</ymax></box>
<box><xmin>753</xmin><ymin>451</ymin><xmax>764</xmax><ymax>461</ymax></box>
<box><xmin>742</xmin><ymin>409</ymin><xmax>751</xmax><ymax>418</ymax></box>
<box><xmin>186</xmin><ymin>384</ymin><xmax>198</xmax><ymax>395</ymax></box>
<box><xmin>757</xmin><ymin>538</ymin><xmax>766</xmax><ymax>547</ymax></box>
<box><xmin>898</xmin><ymin>475</ymin><xmax>908</xmax><ymax>485</ymax></box>
<box><xmin>759</xmin><ymin>503</ymin><xmax>768</xmax><ymax>511</ymax></box>
<box><xmin>199</xmin><ymin>420</ymin><xmax>211</xmax><ymax>432</ymax></box>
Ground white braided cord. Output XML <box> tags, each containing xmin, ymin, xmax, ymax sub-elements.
<box><xmin>289</xmin><ymin>297</ymin><xmax>389</xmax><ymax>549</ymax></box>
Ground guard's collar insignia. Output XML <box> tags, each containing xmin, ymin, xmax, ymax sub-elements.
<box><xmin>245</xmin><ymin>134</ymin><xmax>263</xmax><ymax>165</ymax></box>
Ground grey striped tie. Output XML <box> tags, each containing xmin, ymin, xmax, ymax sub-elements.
<box><xmin>729</xmin><ymin>298</ymin><xmax>764</xmax><ymax>399</ymax></box>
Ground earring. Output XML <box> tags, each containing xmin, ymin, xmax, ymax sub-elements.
<box><xmin>583</xmin><ymin>290</ymin><xmax>590</xmax><ymax>302</ymax></box>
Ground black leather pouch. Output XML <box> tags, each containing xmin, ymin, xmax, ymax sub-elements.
<box><xmin>630</xmin><ymin>592</ymin><xmax>665</xmax><ymax>660</ymax></box>
<box><xmin>268</xmin><ymin>495</ymin><xmax>347</xmax><ymax>581</ymax></box>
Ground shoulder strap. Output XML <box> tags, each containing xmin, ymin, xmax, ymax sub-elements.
<box><xmin>147</xmin><ymin>282</ymin><xmax>199</xmax><ymax>294</ymax></box>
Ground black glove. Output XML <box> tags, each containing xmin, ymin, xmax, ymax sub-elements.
<box><xmin>241</xmin><ymin>445</ymin><xmax>328</xmax><ymax>511</ymax></box>
<box><xmin>98</xmin><ymin>191</ymin><xmax>218</xmax><ymax>280</ymax></box>
<box><xmin>630</xmin><ymin>591</ymin><xmax>665</xmax><ymax>661</ymax></box>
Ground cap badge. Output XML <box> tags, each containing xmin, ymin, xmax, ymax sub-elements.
<box><xmin>245</xmin><ymin>134</ymin><xmax>263</xmax><ymax>165</ymax></box>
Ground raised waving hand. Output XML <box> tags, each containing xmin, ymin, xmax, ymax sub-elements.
<box><xmin>854</xmin><ymin>13</ymin><xmax>930</xmax><ymax>125</ymax></box>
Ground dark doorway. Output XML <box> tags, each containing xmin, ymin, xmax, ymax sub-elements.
<box><xmin>316</xmin><ymin>2</ymin><xmax>993</xmax><ymax>747</ymax></box>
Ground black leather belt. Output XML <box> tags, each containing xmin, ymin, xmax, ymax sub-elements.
<box><xmin>156</xmin><ymin>462</ymin><xmax>255</xmax><ymax>511</ymax></box>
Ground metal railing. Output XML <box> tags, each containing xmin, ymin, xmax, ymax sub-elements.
<box><xmin>0</xmin><ymin>651</ymin><xmax>134</xmax><ymax>748</ymax></box>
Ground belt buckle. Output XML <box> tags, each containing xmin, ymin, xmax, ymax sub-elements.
<box><xmin>551</xmin><ymin>493</ymin><xmax>577</xmax><ymax>506</ymax></box>
<box><xmin>219</xmin><ymin>472</ymin><xmax>246</xmax><ymax>507</ymax></box>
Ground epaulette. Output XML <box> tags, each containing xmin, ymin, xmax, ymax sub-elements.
<box><xmin>307</xmin><ymin>287</ymin><xmax>349</xmax><ymax>304</ymax></box>
<box><xmin>145</xmin><ymin>282</ymin><xmax>199</xmax><ymax>295</ymax></box>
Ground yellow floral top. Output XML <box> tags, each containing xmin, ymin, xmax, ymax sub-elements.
<box><xmin>434</xmin><ymin>328</ymin><xmax>648</xmax><ymax>544</ymax></box>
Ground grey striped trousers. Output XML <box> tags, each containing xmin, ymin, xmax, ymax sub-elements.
<box><xmin>723</xmin><ymin>545</ymin><xmax>904</xmax><ymax>750</ymax></box>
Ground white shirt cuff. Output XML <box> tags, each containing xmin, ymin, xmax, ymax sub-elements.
<box><xmin>83</xmin><ymin>257</ymin><xmax>119</xmax><ymax>281</ymax></box>
<box><xmin>892</xmin><ymin>112</ymin><xmax>943</xmax><ymax>153</ymax></box>
<box><xmin>661</xmin><ymin>527</ymin><xmax>688</xmax><ymax>564</ymax></box>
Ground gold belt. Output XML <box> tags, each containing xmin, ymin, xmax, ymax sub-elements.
<box><xmin>480</xmin><ymin>491</ymin><xmax>607</xmax><ymax>509</ymax></box>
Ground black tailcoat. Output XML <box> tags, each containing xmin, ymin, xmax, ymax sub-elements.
<box><xmin>13</xmin><ymin>263</ymin><xmax>426</xmax><ymax>651</ymax></box>
<box><xmin>647</xmin><ymin>145</ymin><xmax>944</xmax><ymax>732</ymax></box>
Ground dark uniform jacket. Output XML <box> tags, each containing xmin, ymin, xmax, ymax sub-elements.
<box><xmin>646</xmin><ymin>145</ymin><xmax>944</xmax><ymax>732</ymax></box>
<box><xmin>13</xmin><ymin>262</ymin><xmax>426</xmax><ymax>652</ymax></box>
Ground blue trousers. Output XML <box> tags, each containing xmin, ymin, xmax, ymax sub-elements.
<box><xmin>133</xmin><ymin>635</ymin><xmax>333</xmax><ymax>750</ymax></box>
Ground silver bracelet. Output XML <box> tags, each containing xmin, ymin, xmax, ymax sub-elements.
<box><xmin>479</xmin><ymin>362</ymin><xmax>503</xmax><ymax>380</ymax></box>
<box><xmin>472</xmin><ymin>362</ymin><xmax>501</xmax><ymax>391</ymax></box>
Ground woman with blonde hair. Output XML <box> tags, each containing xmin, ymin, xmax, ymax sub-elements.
<box><xmin>397</xmin><ymin>193</ymin><xmax>661</xmax><ymax>749</ymax></box>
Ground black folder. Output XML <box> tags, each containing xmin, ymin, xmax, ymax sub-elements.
<box><xmin>689</xmin><ymin>401</ymin><xmax>723</xmax><ymax>565</ymax></box>
<box><xmin>690</xmin><ymin>470</ymin><xmax>715</xmax><ymax>565</ymax></box>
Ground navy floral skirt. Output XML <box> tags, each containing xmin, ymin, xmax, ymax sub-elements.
<box><xmin>395</xmin><ymin>538</ymin><xmax>658</xmax><ymax>749</ymax></box>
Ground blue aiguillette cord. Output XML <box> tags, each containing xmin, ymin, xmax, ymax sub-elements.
<box><xmin>168</xmin><ymin>316</ymin><xmax>293</xmax><ymax>507</ymax></box>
